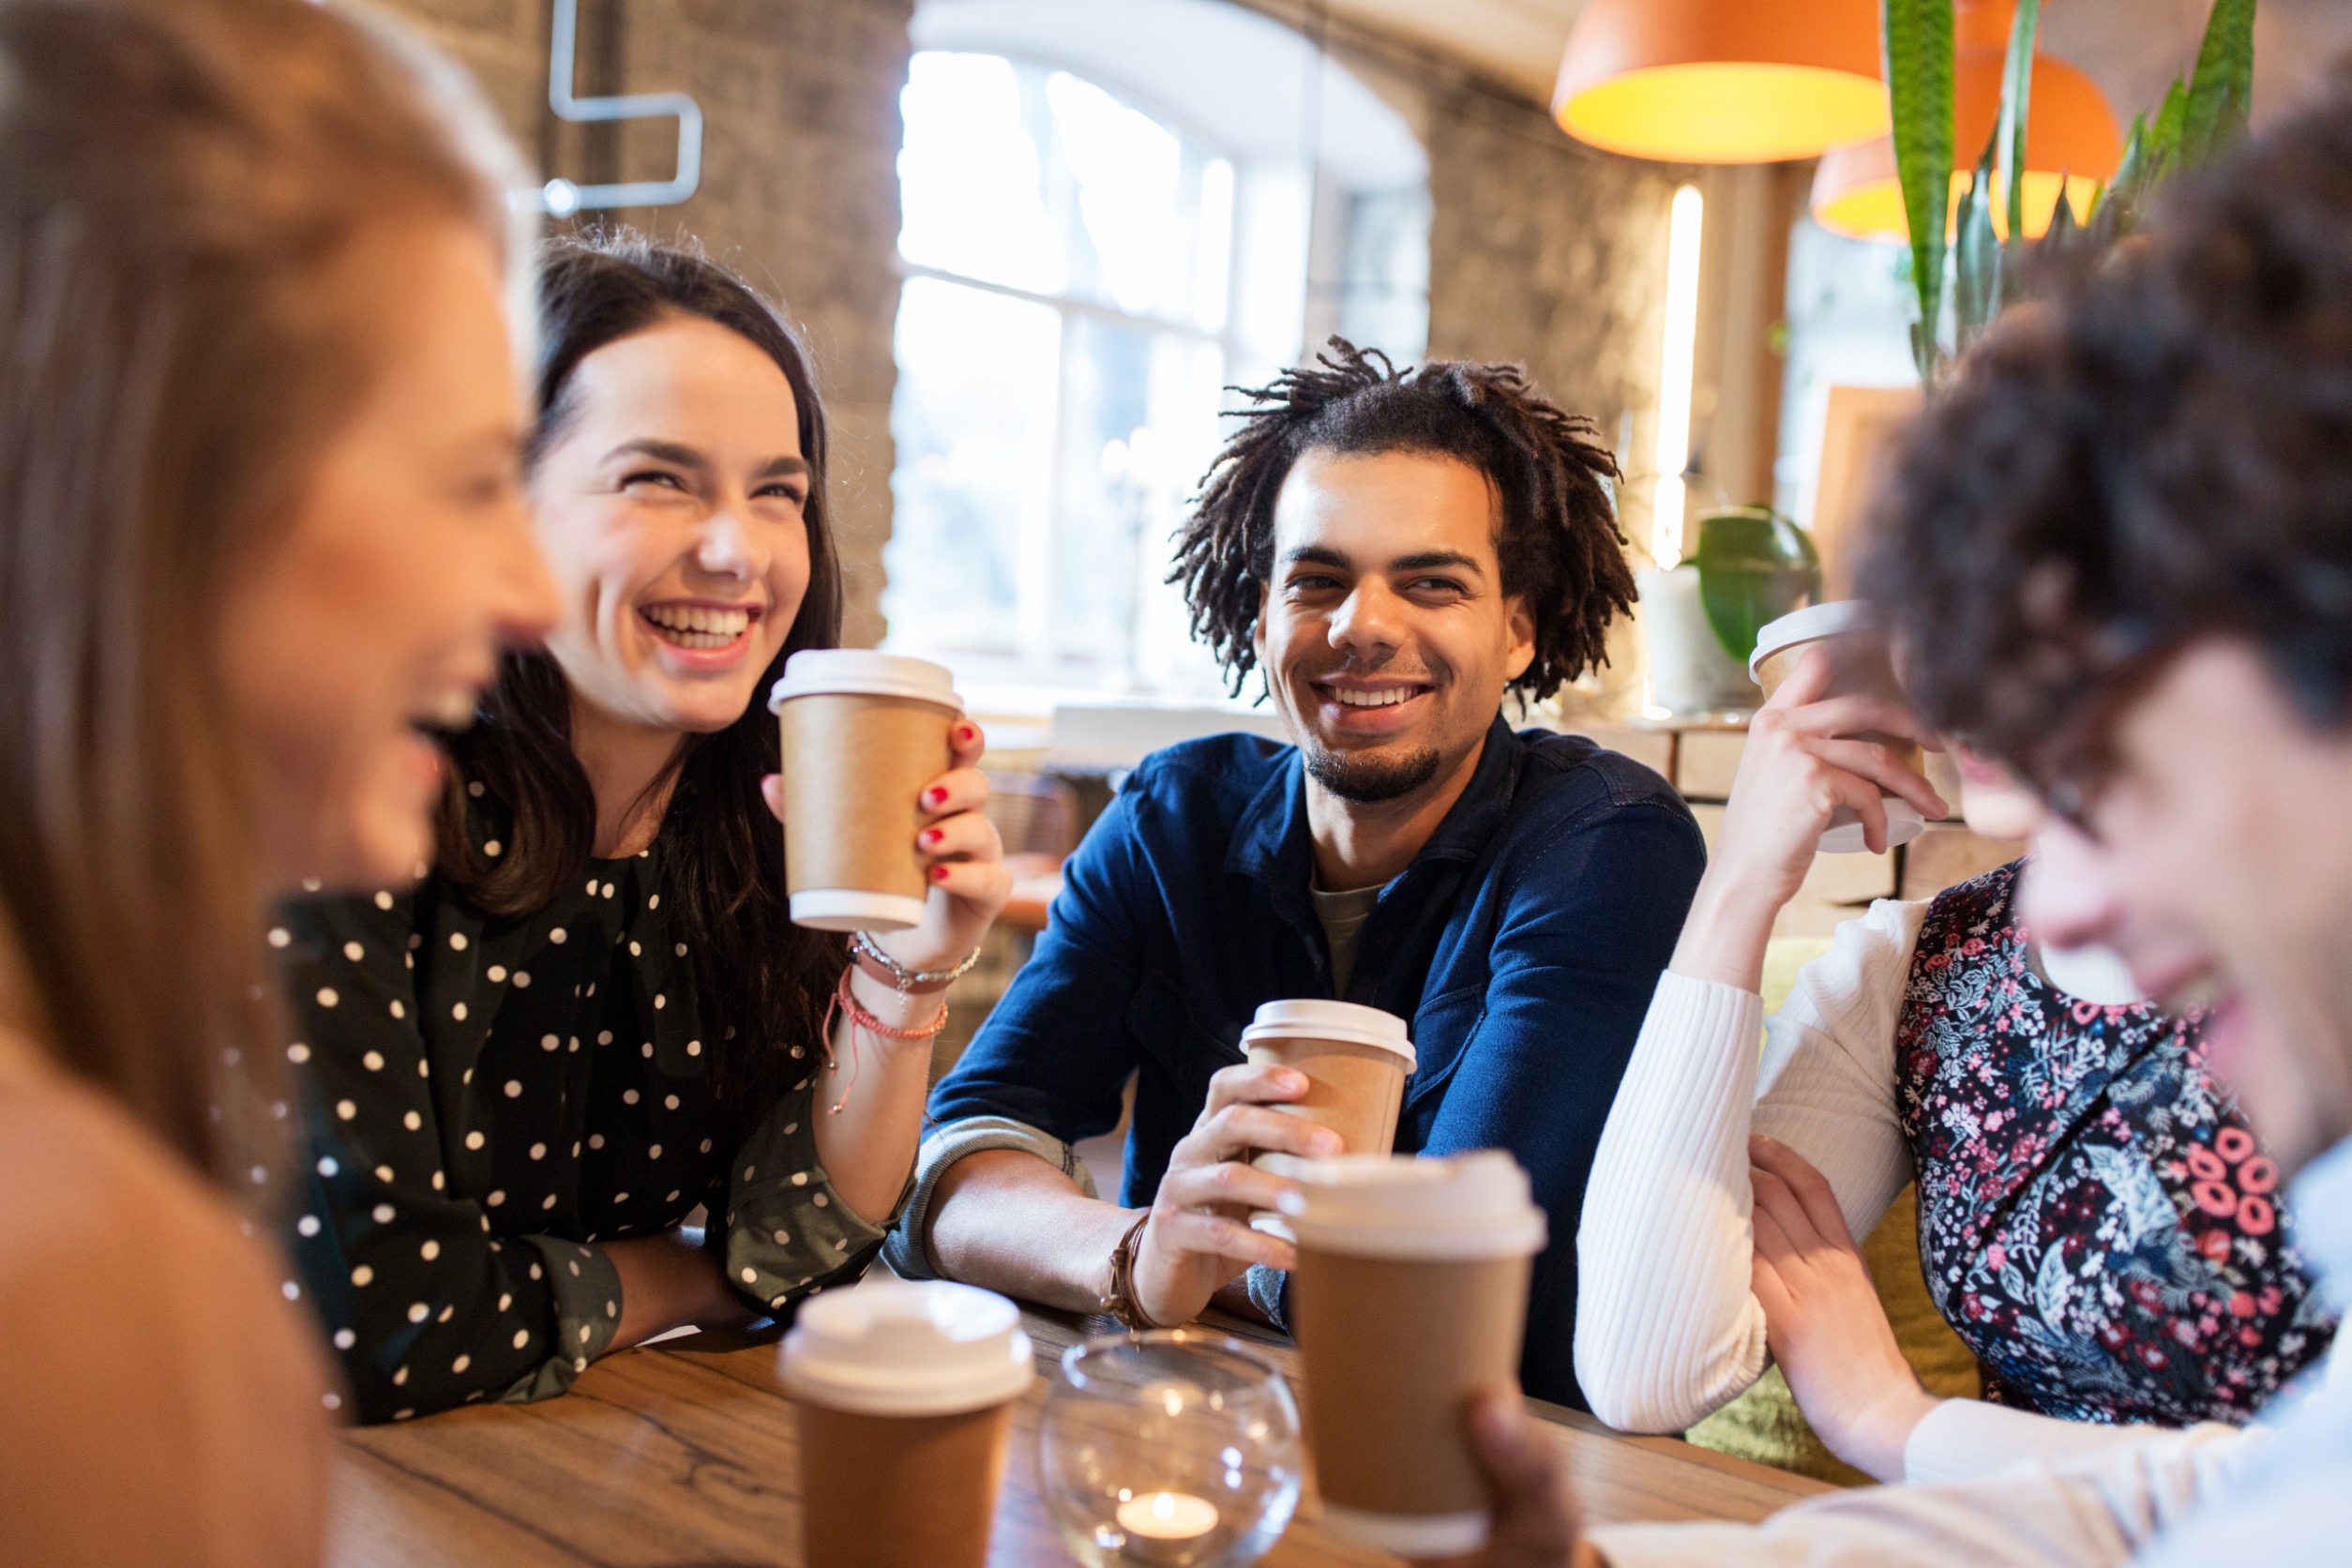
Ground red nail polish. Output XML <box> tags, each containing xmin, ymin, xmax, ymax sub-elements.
<box><xmin>922</xmin><ymin>827</ymin><xmax>943</xmax><ymax>847</ymax></box>
<box><xmin>924</xmin><ymin>787</ymin><xmax>947</xmax><ymax>807</ymax></box>
<box><xmin>957</xmin><ymin>723</ymin><xmax>977</xmax><ymax>743</ymax></box>
<box><xmin>930</xmin><ymin>864</ymin><xmax>950</xmax><ymax>882</ymax></box>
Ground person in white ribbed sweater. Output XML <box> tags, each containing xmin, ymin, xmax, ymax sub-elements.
<box><xmin>1573</xmin><ymin>642</ymin><xmax>2331</xmax><ymax>1484</ymax></box>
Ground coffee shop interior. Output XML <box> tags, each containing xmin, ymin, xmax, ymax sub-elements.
<box><xmin>21</xmin><ymin>0</ymin><xmax>2352</xmax><ymax>1564</ymax></box>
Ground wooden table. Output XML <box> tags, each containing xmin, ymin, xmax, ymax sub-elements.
<box><xmin>332</xmin><ymin>1305</ymin><xmax>1832</xmax><ymax>1566</ymax></box>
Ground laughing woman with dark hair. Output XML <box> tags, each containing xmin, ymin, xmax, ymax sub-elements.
<box><xmin>279</xmin><ymin>234</ymin><xmax>1010</xmax><ymax>1423</ymax></box>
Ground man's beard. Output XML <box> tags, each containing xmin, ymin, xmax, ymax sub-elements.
<box><xmin>1302</xmin><ymin>741</ymin><xmax>1446</xmax><ymax>803</ymax></box>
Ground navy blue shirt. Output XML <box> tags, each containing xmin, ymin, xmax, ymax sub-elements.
<box><xmin>927</xmin><ymin>716</ymin><xmax>1703</xmax><ymax>1408</ymax></box>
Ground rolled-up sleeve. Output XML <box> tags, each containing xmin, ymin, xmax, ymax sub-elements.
<box><xmin>723</xmin><ymin>1078</ymin><xmax>898</xmax><ymax>1305</ymax></box>
<box><xmin>881</xmin><ymin>1115</ymin><xmax>1094</xmax><ymax>1279</ymax></box>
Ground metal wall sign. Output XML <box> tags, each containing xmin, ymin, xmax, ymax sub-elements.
<box><xmin>523</xmin><ymin>0</ymin><xmax>703</xmax><ymax>215</ymax></box>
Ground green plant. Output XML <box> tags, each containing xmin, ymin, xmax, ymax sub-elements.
<box><xmin>1693</xmin><ymin>507</ymin><xmax>1823</xmax><ymax>664</ymax></box>
<box><xmin>1883</xmin><ymin>0</ymin><xmax>2256</xmax><ymax>383</ymax></box>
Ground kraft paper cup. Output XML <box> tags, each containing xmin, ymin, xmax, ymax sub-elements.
<box><xmin>781</xmin><ymin>1279</ymin><xmax>1034</xmax><ymax>1568</ymax></box>
<box><xmin>1279</xmin><ymin>1153</ymin><xmax>1547</xmax><ymax>1558</ymax></box>
<box><xmin>1241</xmin><ymin>1001</ymin><xmax>1416</xmax><ymax>1243</ymax></box>
<box><xmin>1749</xmin><ymin>602</ymin><xmax>1926</xmax><ymax>854</ymax></box>
<box><xmin>769</xmin><ymin>650</ymin><xmax>963</xmax><ymax>932</ymax></box>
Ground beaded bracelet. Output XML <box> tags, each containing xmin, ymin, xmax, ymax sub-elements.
<box><xmin>820</xmin><ymin>963</ymin><xmax>949</xmax><ymax>1115</ymax></box>
<box><xmin>848</xmin><ymin>929</ymin><xmax>984</xmax><ymax>993</ymax></box>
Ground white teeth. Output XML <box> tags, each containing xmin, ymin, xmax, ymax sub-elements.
<box><xmin>419</xmin><ymin>691</ymin><xmax>477</xmax><ymax>730</ymax></box>
<box><xmin>641</xmin><ymin>604</ymin><xmax>750</xmax><ymax>646</ymax></box>
<box><xmin>1328</xmin><ymin>686</ymin><xmax>1417</xmax><ymax>708</ymax></box>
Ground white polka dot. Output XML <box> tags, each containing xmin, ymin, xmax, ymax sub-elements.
<box><xmin>654</xmin><ymin>994</ymin><xmax>666</xmax><ymax>1010</ymax></box>
<box><xmin>281</xmin><ymin>1280</ymin><xmax>301</xmax><ymax>1301</ymax></box>
<box><xmin>550</xmin><ymin>927</ymin><xmax>567</xmax><ymax>944</ymax></box>
<box><xmin>543</xmin><ymin>1194</ymin><xmax>557</xmax><ymax>1209</ymax></box>
<box><xmin>666</xmin><ymin>1189</ymin><xmax>679</xmax><ymax>1201</ymax></box>
<box><xmin>461</xmin><ymin>1068</ymin><xmax>472</xmax><ymax>1084</ymax></box>
<box><xmin>611</xmin><ymin>1192</ymin><xmax>627</xmax><ymax>1204</ymax></box>
<box><xmin>641</xmin><ymin>1042</ymin><xmax>653</xmax><ymax>1059</ymax></box>
<box><xmin>448</xmin><ymin>932</ymin><xmax>468</xmax><ymax>951</ymax></box>
<box><xmin>418</xmin><ymin>1060</ymin><xmax>430</xmax><ymax>1077</ymax></box>
<box><xmin>573</xmin><ymin>1142</ymin><xmax>582</xmax><ymax>1156</ymax></box>
<box><xmin>316</xmin><ymin>988</ymin><xmax>339</xmax><ymax>1008</ymax></box>
<box><xmin>675</xmin><ymin>942</ymin><xmax>688</xmax><ymax>957</ymax></box>
<box><xmin>465</xmin><ymin>1130</ymin><xmax>485</xmax><ymax>1150</ymax></box>
<box><xmin>452</xmin><ymin>1354</ymin><xmax>471</xmax><ymax>1373</ymax></box>
<box><xmin>431</xmin><ymin>1172</ymin><xmax>444</xmax><ymax>1190</ymax></box>
<box><xmin>744</xmin><ymin>1166</ymin><xmax>756</xmax><ymax>1181</ymax></box>
<box><xmin>512</xmin><ymin>1329</ymin><xmax>530</xmax><ymax>1349</ymax></box>
<box><xmin>529</xmin><ymin>1142</ymin><xmax>546</xmax><ymax>1161</ymax></box>
<box><xmin>585</xmin><ymin>878</ymin><xmax>598</xmax><ymax>895</ymax></box>
<box><xmin>605</xmin><ymin>1300</ymin><xmax>617</xmax><ymax>1318</ymax></box>
<box><xmin>468</xmin><ymin>780</ymin><xmax>485</xmax><ymax>797</ymax></box>
<box><xmin>568</xmin><ymin>1037</ymin><xmax>580</xmax><ymax>1053</ymax></box>
<box><xmin>740</xmin><ymin>1267</ymin><xmax>758</xmax><ymax>1284</ymax></box>
<box><xmin>791</xmin><ymin>1171</ymin><xmax>808</xmax><ymax>1187</ymax></box>
<box><xmin>504</xmin><ymin>1079</ymin><xmax>521</xmax><ymax>1098</ymax></box>
<box><xmin>574</xmin><ymin>1357</ymin><xmax>587</xmax><ymax>1372</ymax></box>
<box><xmin>407</xmin><ymin>1303</ymin><xmax>428</xmax><ymax>1323</ymax></box>
<box><xmin>686</xmin><ymin>1040</ymin><xmax>701</xmax><ymax>1057</ymax></box>
<box><xmin>371</xmin><ymin>1203</ymin><xmax>395</xmax><ymax>1224</ymax></box>
<box><xmin>487</xmin><ymin>1190</ymin><xmax>505</xmax><ymax>1206</ymax></box>
<box><xmin>487</xmin><ymin>964</ymin><xmax>507</xmax><ymax>983</ymax></box>
<box><xmin>297</xmin><ymin>1214</ymin><xmax>321</xmax><ymax>1237</ymax></box>
<box><xmin>316</xmin><ymin>1155</ymin><xmax>338</xmax><ymax>1177</ymax></box>
<box><xmin>772</xmin><ymin>1229</ymin><xmax>791</xmax><ymax>1244</ymax></box>
<box><xmin>335</xmin><ymin>1100</ymin><xmax>357</xmax><ymax>1121</ymax></box>
<box><xmin>783</xmin><ymin>1123</ymin><xmax>798</xmax><ymax>1136</ymax></box>
<box><xmin>374</xmin><ymin>1165</ymin><xmax>394</xmax><ymax>1183</ymax></box>
<box><xmin>362</xmin><ymin>1051</ymin><xmax>384</xmax><ymax>1072</ymax></box>
<box><xmin>541</xmin><ymin>1033</ymin><xmax>560</xmax><ymax>1052</ymax></box>
<box><xmin>353</xmin><ymin>1267</ymin><xmax>375</xmax><ymax>1288</ymax></box>
<box><xmin>393</xmin><ymin>1366</ymin><xmax>409</xmax><ymax>1385</ymax></box>
<box><xmin>698</xmin><ymin>1138</ymin><xmax>713</xmax><ymax>1153</ymax></box>
<box><xmin>623</xmin><ymin>1090</ymin><xmax>640</xmax><ymax>1106</ymax></box>
<box><xmin>664</xmin><ymin>1094</ymin><xmax>680</xmax><ymax>1111</ymax></box>
<box><xmin>589</xmin><ymin>1134</ymin><xmax>606</xmax><ymax>1150</ymax></box>
<box><xmin>529</xmin><ymin>1262</ymin><xmax>543</xmax><ymax>1280</ymax></box>
<box><xmin>628</xmin><ymin>941</ymin><xmax>641</xmax><ymax>957</ymax></box>
<box><xmin>811</xmin><ymin>1195</ymin><xmax>830</xmax><ymax>1212</ymax></box>
<box><xmin>483</xmin><ymin>840</ymin><xmax>503</xmax><ymax>858</ymax></box>
<box><xmin>514</xmin><ymin>972</ymin><xmax>531</xmax><ymax>988</ymax></box>
<box><xmin>597</xmin><ymin>1030</ymin><xmax>613</xmax><ymax>1046</ymax></box>
<box><xmin>600</xmin><ymin>882</ymin><xmax>614</xmax><ymax>898</ymax></box>
<box><xmin>288</xmin><ymin>1043</ymin><xmax>311</xmax><ymax>1063</ymax></box>
<box><xmin>790</xmin><ymin>1046</ymin><xmax>805</xmax><ymax>1060</ymax></box>
<box><xmin>421</xmin><ymin>1240</ymin><xmax>440</xmax><ymax>1260</ymax></box>
<box><xmin>340</xmin><ymin>941</ymin><xmax>364</xmax><ymax>963</ymax></box>
<box><xmin>267</xmin><ymin>927</ymin><xmax>291</xmax><ymax>948</ymax></box>
<box><xmin>648</xmin><ymin>894</ymin><xmax>659</xmax><ymax>908</ymax></box>
<box><xmin>452</xmin><ymin>1002</ymin><xmax>468</xmax><ymax>1021</ymax></box>
<box><xmin>438</xmin><ymin>1305</ymin><xmax>454</xmax><ymax>1323</ymax></box>
<box><xmin>374</xmin><ymin>890</ymin><xmax>395</xmax><ymax>911</ymax></box>
<box><xmin>579</xmin><ymin>1324</ymin><xmax>594</xmax><ymax>1344</ymax></box>
<box><xmin>402</xmin><ymin>1110</ymin><xmax>422</xmax><ymax>1131</ymax></box>
<box><xmin>389</xmin><ymin>1000</ymin><xmax>406</xmax><ymax>1019</ymax></box>
<box><xmin>772</xmin><ymin>1295</ymin><xmax>787</xmax><ymax>1309</ymax></box>
<box><xmin>334</xmin><ymin>1328</ymin><xmax>356</xmax><ymax>1349</ymax></box>
<box><xmin>648</xmin><ymin>1144</ymin><xmax>663</xmax><ymax>1160</ymax></box>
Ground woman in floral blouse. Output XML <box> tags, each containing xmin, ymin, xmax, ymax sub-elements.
<box><xmin>278</xmin><ymin>234</ymin><xmax>1009</xmax><ymax>1422</ymax></box>
<box><xmin>1576</xmin><ymin>643</ymin><xmax>2332</xmax><ymax>1482</ymax></box>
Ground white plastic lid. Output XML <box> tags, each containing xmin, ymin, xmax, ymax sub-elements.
<box><xmin>1240</xmin><ymin>999</ymin><xmax>1415</xmax><ymax>1068</ymax></box>
<box><xmin>779</xmin><ymin>1279</ymin><xmax>1033</xmax><ymax>1416</ymax></box>
<box><xmin>1277</xmin><ymin>1151</ymin><xmax>1546</xmax><ymax>1260</ymax></box>
<box><xmin>767</xmin><ymin>649</ymin><xmax>964</xmax><ymax>713</ymax></box>
<box><xmin>1747</xmin><ymin>600</ymin><xmax>1877</xmax><ymax>680</ymax></box>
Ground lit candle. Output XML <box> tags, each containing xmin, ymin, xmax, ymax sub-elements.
<box><xmin>1115</xmin><ymin>1489</ymin><xmax>1220</xmax><ymax>1550</ymax></box>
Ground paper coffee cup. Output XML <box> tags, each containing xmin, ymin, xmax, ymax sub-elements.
<box><xmin>780</xmin><ymin>1279</ymin><xmax>1034</xmax><ymax>1568</ymax></box>
<box><xmin>1241</xmin><ymin>1001</ymin><xmax>1416</xmax><ymax>1243</ymax></box>
<box><xmin>769</xmin><ymin>650</ymin><xmax>963</xmax><ymax>932</ymax></box>
<box><xmin>1749</xmin><ymin>601</ymin><xmax>1926</xmax><ymax>854</ymax></box>
<box><xmin>1278</xmin><ymin>1153</ymin><xmax>1547</xmax><ymax>1557</ymax></box>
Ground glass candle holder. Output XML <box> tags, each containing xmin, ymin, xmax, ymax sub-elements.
<box><xmin>1036</xmin><ymin>1330</ymin><xmax>1302</xmax><ymax>1568</ymax></box>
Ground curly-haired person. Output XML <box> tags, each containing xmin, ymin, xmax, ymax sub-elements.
<box><xmin>882</xmin><ymin>340</ymin><xmax>1705</xmax><ymax>1409</ymax></box>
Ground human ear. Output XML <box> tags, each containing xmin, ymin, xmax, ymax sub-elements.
<box><xmin>1503</xmin><ymin>595</ymin><xmax>1535</xmax><ymax>682</ymax></box>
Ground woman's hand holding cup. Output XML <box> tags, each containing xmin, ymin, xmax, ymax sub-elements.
<box><xmin>1129</xmin><ymin>1061</ymin><xmax>1341</xmax><ymax>1328</ymax></box>
<box><xmin>1672</xmin><ymin>647</ymin><xmax>1945</xmax><ymax>994</ymax></box>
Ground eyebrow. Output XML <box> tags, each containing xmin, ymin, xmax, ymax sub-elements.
<box><xmin>604</xmin><ymin>439</ymin><xmax>809</xmax><ymax>482</ymax></box>
<box><xmin>1278</xmin><ymin>544</ymin><xmax>1487</xmax><ymax>579</ymax></box>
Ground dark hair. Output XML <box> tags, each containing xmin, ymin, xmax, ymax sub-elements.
<box><xmin>0</xmin><ymin>0</ymin><xmax>510</xmax><ymax>1180</ymax></box>
<box><xmin>1170</xmin><ymin>339</ymin><xmax>1632</xmax><ymax>703</ymax></box>
<box><xmin>1858</xmin><ymin>80</ymin><xmax>2352</xmax><ymax>800</ymax></box>
<box><xmin>438</xmin><ymin>232</ymin><xmax>845</xmax><ymax>1134</ymax></box>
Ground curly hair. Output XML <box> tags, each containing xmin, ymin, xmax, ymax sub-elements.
<box><xmin>1857</xmin><ymin>78</ymin><xmax>2352</xmax><ymax>801</ymax></box>
<box><xmin>1170</xmin><ymin>338</ymin><xmax>1632</xmax><ymax>704</ymax></box>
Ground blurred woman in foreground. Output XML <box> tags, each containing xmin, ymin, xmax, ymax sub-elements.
<box><xmin>0</xmin><ymin>1</ymin><xmax>552</xmax><ymax>1560</ymax></box>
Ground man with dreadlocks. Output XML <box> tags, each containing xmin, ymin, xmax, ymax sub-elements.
<box><xmin>882</xmin><ymin>340</ymin><xmax>1704</xmax><ymax>1408</ymax></box>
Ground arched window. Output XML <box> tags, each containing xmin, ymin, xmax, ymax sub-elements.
<box><xmin>882</xmin><ymin>0</ymin><xmax>1427</xmax><ymax>701</ymax></box>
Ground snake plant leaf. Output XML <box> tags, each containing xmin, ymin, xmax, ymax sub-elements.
<box><xmin>1882</xmin><ymin>0</ymin><xmax>1955</xmax><ymax>384</ymax></box>
<box><xmin>1998</xmin><ymin>0</ymin><xmax>2041</xmax><ymax>247</ymax></box>
<box><xmin>1694</xmin><ymin>507</ymin><xmax>1824</xmax><ymax>665</ymax></box>
<box><xmin>2184</xmin><ymin>0</ymin><xmax>2256</xmax><ymax>163</ymax></box>
<box><xmin>1954</xmin><ymin>128</ymin><xmax>2001</xmax><ymax>349</ymax></box>
<box><xmin>2151</xmin><ymin>77</ymin><xmax>2189</xmax><ymax>168</ymax></box>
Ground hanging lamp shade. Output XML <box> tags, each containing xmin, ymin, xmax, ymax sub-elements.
<box><xmin>1551</xmin><ymin>0</ymin><xmax>1887</xmax><ymax>164</ymax></box>
<box><xmin>1810</xmin><ymin>3</ymin><xmax>2121</xmax><ymax>240</ymax></box>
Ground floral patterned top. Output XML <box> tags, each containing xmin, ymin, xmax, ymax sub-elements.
<box><xmin>1895</xmin><ymin>860</ymin><xmax>2335</xmax><ymax>1425</ymax></box>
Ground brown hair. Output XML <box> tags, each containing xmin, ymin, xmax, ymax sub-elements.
<box><xmin>0</xmin><ymin>0</ymin><xmax>517</xmax><ymax>1183</ymax></box>
<box><xmin>438</xmin><ymin>233</ymin><xmax>847</xmax><ymax>1146</ymax></box>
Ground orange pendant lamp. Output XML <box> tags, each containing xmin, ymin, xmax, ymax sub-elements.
<box><xmin>1552</xmin><ymin>0</ymin><xmax>1888</xmax><ymax>164</ymax></box>
<box><xmin>1811</xmin><ymin>0</ymin><xmax>2121</xmax><ymax>241</ymax></box>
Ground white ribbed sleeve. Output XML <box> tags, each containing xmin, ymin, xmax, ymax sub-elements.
<box><xmin>1574</xmin><ymin>897</ymin><xmax>1927</xmax><ymax>1433</ymax></box>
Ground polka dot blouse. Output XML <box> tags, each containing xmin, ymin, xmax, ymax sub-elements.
<box><xmin>274</xmin><ymin>799</ymin><xmax>882</xmax><ymax>1424</ymax></box>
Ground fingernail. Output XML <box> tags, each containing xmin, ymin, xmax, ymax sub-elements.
<box><xmin>930</xmin><ymin>864</ymin><xmax>950</xmax><ymax>882</ymax></box>
<box><xmin>923</xmin><ymin>787</ymin><xmax>947</xmax><ymax>807</ymax></box>
<box><xmin>921</xmin><ymin>827</ymin><xmax>943</xmax><ymax>847</ymax></box>
<box><xmin>957</xmin><ymin>723</ymin><xmax>977</xmax><ymax>742</ymax></box>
